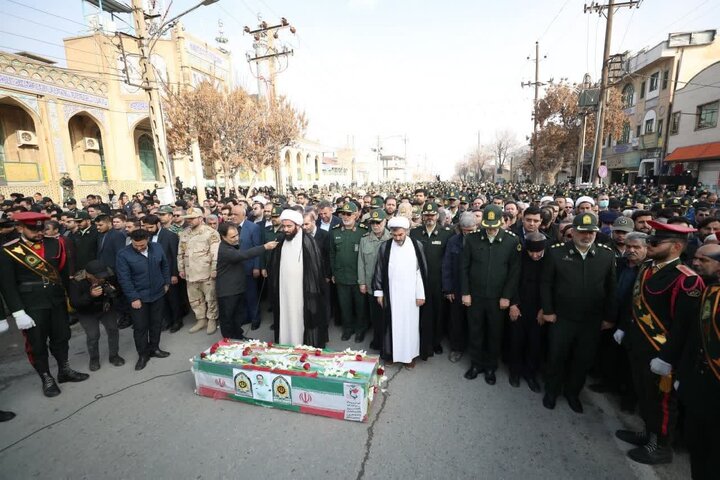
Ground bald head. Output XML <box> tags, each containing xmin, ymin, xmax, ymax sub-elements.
<box><xmin>692</xmin><ymin>244</ymin><xmax>720</xmax><ymax>280</ymax></box>
<box><xmin>231</xmin><ymin>204</ymin><xmax>247</xmax><ymax>224</ymax></box>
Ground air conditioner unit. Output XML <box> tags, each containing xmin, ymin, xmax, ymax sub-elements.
<box><xmin>84</xmin><ymin>137</ymin><xmax>100</xmax><ymax>151</ymax></box>
<box><xmin>16</xmin><ymin>130</ymin><xmax>38</xmax><ymax>147</ymax></box>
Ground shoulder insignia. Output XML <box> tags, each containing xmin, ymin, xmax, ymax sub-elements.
<box><xmin>359</xmin><ymin>223</ymin><xmax>368</xmax><ymax>229</ymax></box>
<box><xmin>332</xmin><ymin>224</ymin><xmax>342</xmax><ymax>229</ymax></box>
<box><xmin>597</xmin><ymin>243</ymin><xmax>613</xmax><ymax>251</ymax></box>
<box><xmin>444</xmin><ymin>226</ymin><xmax>451</xmax><ymax>231</ymax></box>
<box><xmin>505</xmin><ymin>229</ymin><xmax>517</xmax><ymax>236</ymax></box>
<box><xmin>676</xmin><ymin>264</ymin><xmax>698</xmax><ymax>277</ymax></box>
<box><xmin>551</xmin><ymin>243</ymin><xmax>563</xmax><ymax>248</ymax></box>
<box><xmin>516</xmin><ymin>243</ymin><xmax>522</xmax><ymax>252</ymax></box>
<box><xmin>687</xmin><ymin>288</ymin><xmax>701</xmax><ymax>297</ymax></box>
<box><xmin>2</xmin><ymin>238</ymin><xmax>20</xmax><ymax>247</ymax></box>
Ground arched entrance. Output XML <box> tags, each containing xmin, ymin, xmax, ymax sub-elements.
<box><xmin>134</xmin><ymin>119</ymin><xmax>159</xmax><ymax>181</ymax></box>
<box><xmin>314</xmin><ymin>155</ymin><xmax>320</xmax><ymax>181</ymax></box>
<box><xmin>284</xmin><ymin>150</ymin><xmax>292</xmax><ymax>186</ymax></box>
<box><xmin>68</xmin><ymin>113</ymin><xmax>106</xmax><ymax>182</ymax></box>
<box><xmin>0</xmin><ymin>98</ymin><xmax>42</xmax><ymax>184</ymax></box>
<box><xmin>296</xmin><ymin>152</ymin><xmax>302</xmax><ymax>182</ymax></box>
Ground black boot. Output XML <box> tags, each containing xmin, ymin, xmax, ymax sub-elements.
<box><xmin>57</xmin><ymin>362</ymin><xmax>90</xmax><ymax>383</ymax></box>
<box><xmin>615</xmin><ymin>429</ymin><xmax>648</xmax><ymax>446</ymax></box>
<box><xmin>40</xmin><ymin>372</ymin><xmax>61</xmax><ymax>397</ymax></box>
<box><xmin>627</xmin><ymin>434</ymin><xmax>673</xmax><ymax>465</ymax></box>
<box><xmin>89</xmin><ymin>357</ymin><xmax>101</xmax><ymax>371</ymax></box>
<box><xmin>109</xmin><ymin>355</ymin><xmax>125</xmax><ymax>366</ymax></box>
<box><xmin>0</xmin><ymin>410</ymin><xmax>16</xmax><ymax>422</ymax></box>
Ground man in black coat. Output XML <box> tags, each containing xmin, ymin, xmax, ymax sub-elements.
<box><xmin>95</xmin><ymin>215</ymin><xmax>126</xmax><ymax>271</ymax></box>
<box><xmin>70</xmin><ymin>210</ymin><xmax>97</xmax><ymax>273</ymax></box>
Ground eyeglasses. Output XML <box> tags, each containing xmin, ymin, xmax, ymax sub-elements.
<box><xmin>646</xmin><ymin>238</ymin><xmax>674</xmax><ymax>247</ymax></box>
<box><xmin>173</xmin><ymin>214</ymin><xmax>182</xmax><ymax>217</ymax></box>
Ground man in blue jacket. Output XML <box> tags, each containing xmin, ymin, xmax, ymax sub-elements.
<box><xmin>116</xmin><ymin>228</ymin><xmax>171</xmax><ymax>371</ymax></box>
<box><xmin>229</xmin><ymin>204</ymin><xmax>263</xmax><ymax>329</ymax></box>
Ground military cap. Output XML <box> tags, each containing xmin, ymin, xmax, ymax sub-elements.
<box><xmin>337</xmin><ymin>201</ymin><xmax>358</xmax><ymax>214</ymax></box>
<box><xmin>612</xmin><ymin>216</ymin><xmax>634</xmax><ymax>233</ymax></box>
<box><xmin>411</xmin><ymin>205</ymin><xmax>422</xmax><ymax>216</ymax></box>
<box><xmin>182</xmin><ymin>207</ymin><xmax>204</xmax><ymax>219</ymax></box>
<box><xmin>13</xmin><ymin>211</ymin><xmax>49</xmax><ymax>229</ymax></box>
<box><xmin>668</xmin><ymin>198</ymin><xmax>682</xmax><ymax>207</ymax></box>
<box><xmin>446</xmin><ymin>190</ymin><xmax>459</xmax><ymax>200</ymax></box>
<box><xmin>422</xmin><ymin>202</ymin><xmax>440</xmax><ymax>215</ymax></box>
<box><xmin>270</xmin><ymin>205</ymin><xmax>283</xmax><ymax>217</ymax></box>
<box><xmin>459</xmin><ymin>195</ymin><xmax>469</xmax><ymax>204</ymax></box>
<box><xmin>0</xmin><ymin>216</ymin><xmax>16</xmax><ymax>227</ymax></box>
<box><xmin>367</xmin><ymin>209</ymin><xmax>387</xmax><ymax>223</ymax></box>
<box><xmin>573</xmin><ymin>212</ymin><xmax>600</xmax><ymax>232</ymax></box>
<box><xmin>158</xmin><ymin>205</ymin><xmax>174</xmax><ymax>214</ymax></box>
<box><xmin>74</xmin><ymin>211</ymin><xmax>91</xmax><ymax>221</ymax></box>
<box><xmin>647</xmin><ymin>220</ymin><xmax>696</xmax><ymax>241</ymax></box>
<box><xmin>481</xmin><ymin>204</ymin><xmax>503</xmax><ymax>229</ymax></box>
<box><xmin>65</xmin><ymin>198</ymin><xmax>77</xmax><ymax>205</ymax></box>
<box><xmin>370</xmin><ymin>195</ymin><xmax>384</xmax><ymax>209</ymax></box>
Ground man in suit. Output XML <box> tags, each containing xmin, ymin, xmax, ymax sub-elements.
<box><xmin>95</xmin><ymin>215</ymin><xmax>126</xmax><ymax>271</ymax></box>
<box><xmin>229</xmin><ymin>204</ymin><xmax>263</xmax><ymax>330</ymax></box>
<box><xmin>141</xmin><ymin>214</ymin><xmax>183</xmax><ymax>332</ymax></box>
<box><xmin>316</xmin><ymin>200</ymin><xmax>341</xmax><ymax>232</ymax></box>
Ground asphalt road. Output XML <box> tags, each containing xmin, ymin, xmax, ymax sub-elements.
<box><xmin>0</xmin><ymin>309</ymin><xmax>691</xmax><ymax>480</ymax></box>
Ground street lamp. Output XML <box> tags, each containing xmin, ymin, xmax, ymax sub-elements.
<box><xmin>149</xmin><ymin>0</ymin><xmax>220</xmax><ymax>52</ymax></box>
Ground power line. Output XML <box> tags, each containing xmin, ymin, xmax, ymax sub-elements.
<box><xmin>6</xmin><ymin>0</ymin><xmax>88</xmax><ymax>28</ymax></box>
<box><xmin>0</xmin><ymin>11</ymin><xmax>77</xmax><ymax>36</ymax></box>
<box><xmin>538</xmin><ymin>0</ymin><xmax>573</xmax><ymax>41</ymax></box>
<box><xmin>0</xmin><ymin>30</ymin><xmax>114</xmax><ymax>62</ymax></box>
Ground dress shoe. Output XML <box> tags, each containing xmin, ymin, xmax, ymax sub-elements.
<box><xmin>525</xmin><ymin>376</ymin><xmax>542</xmax><ymax>393</ymax></box>
<box><xmin>355</xmin><ymin>332</ymin><xmax>365</xmax><ymax>343</ymax></box>
<box><xmin>89</xmin><ymin>357</ymin><xmax>101</xmax><ymax>371</ymax></box>
<box><xmin>206</xmin><ymin>319</ymin><xmax>218</xmax><ymax>335</ymax></box>
<box><xmin>565</xmin><ymin>395</ymin><xmax>584</xmax><ymax>414</ymax></box>
<box><xmin>615</xmin><ymin>430</ymin><xmax>649</xmax><ymax>447</ymax></box>
<box><xmin>341</xmin><ymin>332</ymin><xmax>352</xmax><ymax>341</ymax></box>
<box><xmin>40</xmin><ymin>373</ymin><xmax>61</xmax><ymax>397</ymax></box>
<box><xmin>135</xmin><ymin>356</ymin><xmax>149</xmax><ymax>371</ymax></box>
<box><xmin>448</xmin><ymin>351</ymin><xmax>463</xmax><ymax>363</ymax></box>
<box><xmin>188</xmin><ymin>319</ymin><xmax>208</xmax><ymax>333</ymax></box>
<box><xmin>169</xmin><ymin>322</ymin><xmax>183</xmax><ymax>333</ymax></box>
<box><xmin>250</xmin><ymin>323</ymin><xmax>260</xmax><ymax>331</ymax></box>
<box><xmin>542</xmin><ymin>394</ymin><xmax>556</xmax><ymax>410</ymax></box>
<box><xmin>434</xmin><ymin>345</ymin><xmax>443</xmax><ymax>354</ymax></box>
<box><xmin>464</xmin><ymin>365</ymin><xmax>482</xmax><ymax>380</ymax></box>
<box><xmin>509</xmin><ymin>373</ymin><xmax>520</xmax><ymax>387</ymax></box>
<box><xmin>0</xmin><ymin>410</ymin><xmax>16</xmax><ymax>422</ymax></box>
<box><xmin>484</xmin><ymin>370</ymin><xmax>497</xmax><ymax>385</ymax></box>
<box><xmin>627</xmin><ymin>438</ymin><xmax>673</xmax><ymax>465</ymax></box>
<box><xmin>109</xmin><ymin>355</ymin><xmax>125</xmax><ymax>367</ymax></box>
<box><xmin>149</xmin><ymin>349</ymin><xmax>170</xmax><ymax>358</ymax></box>
<box><xmin>57</xmin><ymin>363</ymin><xmax>89</xmax><ymax>383</ymax></box>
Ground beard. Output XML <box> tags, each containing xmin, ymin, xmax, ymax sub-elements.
<box><xmin>284</xmin><ymin>226</ymin><xmax>300</xmax><ymax>240</ymax></box>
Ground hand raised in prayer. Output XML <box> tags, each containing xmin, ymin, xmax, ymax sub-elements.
<box><xmin>499</xmin><ymin>298</ymin><xmax>510</xmax><ymax>310</ymax></box>
<box><xmin>416</xmin><ymin>299</ymin><xmax>425</xmax><ymax>307</ymax></box>
<box><xmin>509</xmin><ymin>305</ymin><xmax>521</xmax><ymax>321</ymax></box>
<box><xmin>359</xmin><ymin>284</ymin><xmax>367</xmax><ymax>294</ymax></box>
<box><xmin>264</xmin><ymin>241</ymin><xmax>279</xmax><ymax>250</ymax></box>
<box><xmin>462</xmin><ymin>295</ymin><xmax>471</xmax><ymax>307</ymax></box>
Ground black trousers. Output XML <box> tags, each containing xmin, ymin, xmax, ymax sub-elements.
<box><xmin>467</xmin><ymin>298</ymin><xmax>504</xmax><ymax>370</ymax></box>
<box><xmin>628</xmin><ymin>349</ymin><xmax>678</xmax><ymax>444</ymax></box>
<box><xmin>23</xmin><ymin>306</ymin><xmax>71</xmax><ymax>374</ymax></box>
<box><xmin>77</xmin><ymin>310</ymin><xmax>119</xmax><ymax>360</ymax></box>
<box><xmin>509</xmin><ymin>309</ymin><xmax>542</xmax><ymax>378</ymax></box>
<box><xmin>685</xmin><ymin>408</ymin><xmax>720</xmax><ymax>480</ymax></box>
<box><xmin>163</xmin><ymin>283</ymin><xmax>183</xmax><ymax>327</ymax></box>
<box><xmin>447</xmin><ymin>296</ymin><xmax>467</xmax><ymax>352</ymax></box>
<box><xmin>366</xmin><ymin>292</ymin><xmax>384</xmax><ymax>348</ymax></box>
<box><xmin>337</xmin><ymin>284</ymin><xmax>367</xmax><ymax>335</ymax></box>
<box><xmin>218</xmin><ymin>293</ymin><xmax>246</xmax><ymax>339</ymax></box>
<box><xmin>130</xmin><ymin>299</ymin><xmax>164</xmax><ymax>356</ymax></box>
<box><xmin>425</xmin><ymin>285</ymin><xmax>444</xmax><ymax>348</ymax></box>
<box><xmin>544</xmin><ymin>319</ymin><xmax>601</xmax><ymax>398</ymax></box>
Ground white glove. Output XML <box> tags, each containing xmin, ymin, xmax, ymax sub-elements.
<box><xmin>13</xmin><ymin>310</ymin><xmax>36</xmax><ymax>330</ymax></box>
<box><xmin>613</xmin><ymin>329</ymin><xmax>625</xmax><ymax>345</ymax></box>
<box><xmin>0</xmin><ymin>319</ymin><xmax>8</xmax><ymax>334</ymax></box>
<box><xmin>650</xmin><ymin>357</ymin><xmax>672</xmax><ymax>376</ymax></box>
<box><xmin>674</xmin><ymin>380</ymin><xmax>680</xmax><ymax>391</ymax></box>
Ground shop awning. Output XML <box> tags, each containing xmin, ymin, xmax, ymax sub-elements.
<box><xmin>665</xmin><ymin>141</ymin><xmax>720</xmax><ymax>162</ymax></box>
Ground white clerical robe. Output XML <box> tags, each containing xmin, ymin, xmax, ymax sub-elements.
<box><xmin>384</xmin><ymin>240</ymin><xmax>425</xmax><ymax>363</ymax></box>
<box><xmin>279</xmin><ymin>233</ymin><xmax>304</xmax><ymax>345</ymax></box>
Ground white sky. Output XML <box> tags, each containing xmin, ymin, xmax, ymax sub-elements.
<box><xmin>1</xmin><ymin>0</ymin><xmax>719</xmax><ymax>178</ymax></box>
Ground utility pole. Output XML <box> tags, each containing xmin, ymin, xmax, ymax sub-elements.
<box><xmin>584</xmin><ymin>0</ymin><xmax>642</xmax><ymax>184</ymax></box>
<box><xmin>521</xmin><ymin>41</ymin><xmax>546</xmax><ymax>173</ymax></box>
<box><xmin>131</xmin><ymin>0</ymin><xmax>174</xmax><ymax>200</ymax></box>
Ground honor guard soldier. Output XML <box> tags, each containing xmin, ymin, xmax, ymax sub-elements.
<box><xmin>0</xmin><ymin>212</ymin><xmax>89</xmax><ymax>397</ymax></box>
<box><xmin>615</xmin><ymin>221</ymin><xmax>704</xmax><ymax>465</ymax></box>
<box><xmin>410</xmin><ymin>202</ymin><xmax>452</xmax><ymax>353</ymax></box>
<box><xmin>461</xmin><ymin>204</ymin><xmax>521</xmax><ymax>384</ymax></box>
<box><xmin>541</xmin><ymin>212</ymin><xmax>616</xmax><ymax>413</ymax></box>
<box><xmin>330</xmin><ymin>201</ymin><xmax>368</xmax><ymax>341</ymax></box>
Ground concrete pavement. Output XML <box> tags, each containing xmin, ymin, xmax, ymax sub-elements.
<box><xmin>0</xmin><ymin>310</ymin><xmax>691</xmax><ymax>480</ymax></box>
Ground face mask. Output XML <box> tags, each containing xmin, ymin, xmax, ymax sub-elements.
<box><xmin>598</xmin><ymin>200</ymin><xmax>609</xmax><ymax>208</ymax></box>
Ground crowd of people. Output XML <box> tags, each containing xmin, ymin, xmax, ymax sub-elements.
<box><xmin>1</xmin><ymin>179</ymin><xmax>718</xmax><ymax>479</ymax></box>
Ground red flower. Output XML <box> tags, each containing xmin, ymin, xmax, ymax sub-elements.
<box><xmin>251</xmin><ymin>357</ymin><xmax>259</xmax><ymax>364</ymax></box>
<box><xmin>315</xmin><ymin>349</ymin><xmax>322</xmax><ymax>356</ymax></box>
<box><xmin>349</xmin><ymin>369</ymin><xmax>357</xmax><ymax>375</ymax></box>
<box><xmin>209</xmin><ymin>343</ymin><xmax>219</xmax><ymax>354</ymax></box>
<box><xmin>222</xmin><ymin>337</ymin><xmax>230</xmax><ymax>343</ymax></box>
<box><xmin>242</xmin><ymin>347</ymin><xmax>251</xmax><ymax>356</ymax></box>
<box><xmin>355</xmin><ymin>354</ymin><xmax>362</xmax><ymax>361</ymax></box>
<box><xmin>200</xmin><ymin>352</ymin><xmax>207</xmax><ymax>359</ymax></box>
<box><xmin>267</xmin><ymin>342</ymin><xmax>273</xmax><ymax>347</ymax></box>
<box><xmin>300</xmin><ymin>353</ymin><xmax>308</xmax><ymax>362</ymax></box>
<box><xmin>303</xmin><ymin>362</ymin><xmax>311</xmax><ymax>370</ymax></box>
<box><xmin>377</xmin><ymin>367</ymin><xmax>384</xmax><ymax>375</ymax></box>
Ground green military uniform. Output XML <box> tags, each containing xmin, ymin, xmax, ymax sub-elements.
<box><xmin>410</xmin><ymin>202</ymin><xmax>453</xmax><ymax>351</ymax></box>
<box><xmin>330</xmin><ymin>202</ymin><xmax>368</xmax><ymax>340</ymax></box>
<box><xmin>540</xmin><ymin>213</ymin><xmax>616</xmax><ymax>408</ymax></box>
<box><xmin>358</xmin><ymin>209</ymin><xmax>391</xmax><ymax>350</ymax></box>
<box><xmin>460</xmin><ymin>205</ymin><xmax>520</xmax><ymax>379</ymax></box>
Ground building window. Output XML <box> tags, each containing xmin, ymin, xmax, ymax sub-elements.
<box><xmin>670</xmin><ymin>111</ymin><xmax>681</xmax><ymax>134</ymax></box>
<box><xmin>640</xmin><ymin>81</ymin><xmax>646</xmax><ymax>99</ymax></box>
<box><xmin>645</xmin><ymin>119</ymin><xmax>654</xmax><ymax>134</ymax></box>
<box><xmin>696</xmin><ymin>101</ymin><xmax>719</xmax><ymax>130</ymax></box>
<box><xmin>662</xmin><ymin>70</ymin><xmax>669</xmax><ymax>90</ymax></box>
<box><xmin>138</xmin><ymin>134</ymin><xmax>159</xmax><ymax>181</ymax></box>
<box><xmin>657</xmin><ymin>119</ymin><xmax>664</xmax><ymax>137</ymax></box>
<box><xmin>636</xmin><ymin>125</ymin><xmax>641</xmax><ymax>137</ymax></box>
<box><xmin>649</xmin><ymin>72</ymin><xmax>660</xmax><ymax>92</ymax></box>
<box><xmin>622</xmin><ymin>84</ymin><xmax>635</xmax><ymax>108</ymax></box>
<box><xmin>621</xmin><ymin>122</ymin><xmax>631</xmax><ymax>144</ymax></box>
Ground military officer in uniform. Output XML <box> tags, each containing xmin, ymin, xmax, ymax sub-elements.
<box><xmin>0</xmin><ymin>212</ymin><xmax>89</xmax><ymax>397</ymax></box>
<box><xmin>541</xmin><ymin>212</ymin><xmax>616</xmax><ymax>413</ymax></box>
<box><xmin>358</xmin><ymin>208</ymin><xmax>391</xmax><ymax>350</ymax></box>
<box><xmin>410</xmin><ymin>202</ymin><xmax>453</xmax><ymax>353</ymax></box>
<box><xmin>330</xmin><ymin>201</ymin><xmax>368</xmax><ymax>341</ymax></box>
<box><xmin>461</xmin><ymin>204</ymin><xmax>520</xmax><ymax>384</ymax></box>
<box><xmin>614</xmin><ymin>221</ymin><xmax>704</xmax><ymax>465</ymax></box>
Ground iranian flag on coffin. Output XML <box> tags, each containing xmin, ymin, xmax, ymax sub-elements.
<box><xmin>190</xmin><ymin>339</ymin><xmax>386</xmax><ymax>422</ymax></box>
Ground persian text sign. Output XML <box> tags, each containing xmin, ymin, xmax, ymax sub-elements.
<box><xmin>0</xmin><ymin>73</ymin><xmax>109</xmax><ymax>108</ymax></box>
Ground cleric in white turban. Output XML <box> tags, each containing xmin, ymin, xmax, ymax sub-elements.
<box><xmin>269</xmin><ymin>208</ymin><xmax>328</xmax><ymax>347</ymax></box>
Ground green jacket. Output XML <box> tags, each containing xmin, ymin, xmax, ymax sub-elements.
<box><xmin>410</xmin><ymin>225</ymin><xmax>453</xmax><ymax>286</ymax></box>
<box><xmin>329</xmin><ymin>223</ymin><xmax>368</xmax><ymax>285</ymax></box>
<box><xmin>460</xmin><ymin>228</ymin><xmax>520</xmax><ymax>300</ymax></box>
<box><xmin>357</xmin><ymin>228</ymin><xmax>392</xmax><ymax>287</ymax></box>
<box><xmin>263</xmin><ymin>225</ymin><xmax>283</xmax><ymax>270</ymax></box>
